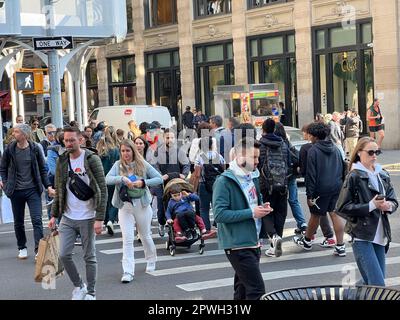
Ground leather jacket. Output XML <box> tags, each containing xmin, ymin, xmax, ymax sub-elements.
<box><xmin>336</xmin><ymin>168</ymin><xmax>398</xmax><ymax>244</ymax></box>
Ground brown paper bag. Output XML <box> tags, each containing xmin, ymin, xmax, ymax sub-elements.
<box><xmin>34</xmin><ymin>231</ymin><xmax>64</xmax><ymax>282</ymax></box>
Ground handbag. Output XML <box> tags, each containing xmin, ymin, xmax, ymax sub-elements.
<box><xmin>119</xmin><ymin>184</ymin><xmax>146</xmax><ymax>201</ymax></box>
<box><xmin>68</xmin><ymin>157</ymin><xmax>95</xmax><ymax>201</ymax></box>
<box><xmin>34</xmin><ymin>230</ymin><xmax>64</xmax><ymax>283</ymax></box>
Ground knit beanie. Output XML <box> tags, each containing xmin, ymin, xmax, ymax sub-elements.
<box><xmin>14</xmin><ymin>124</ymin><xmax>32</xmax><ymax>137</ymax></box>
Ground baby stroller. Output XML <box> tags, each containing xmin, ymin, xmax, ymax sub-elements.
<box><xmin>163</xmin><ymin>178</ymin><xmax>205</xmax><ymax>256</ymax></box>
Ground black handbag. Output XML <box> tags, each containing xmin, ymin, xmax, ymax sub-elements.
<box><xmin>68</xmin><ymin>158</ymin><xmax>95</xmax><ymax>201</ymax></box>
<box><xmin>119</xmin><ymin>185</ymin><xmax>131</xmax><ymax>202</ymax></box>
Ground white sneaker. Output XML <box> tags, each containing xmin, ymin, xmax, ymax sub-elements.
<box><xmin>271</xmin><ymin>235</ymin><xmax>283</xmax><ymax>257</ymax></box>
<box><xmin>71</xmin><ymin>284</ymin><xmax>88</xmax><ymax>300</ymax></box>
<box><xmin>18</xmin><ymin>248</ymin><xmax>28</xmax><ymax>259</ymax></box>
<box><xmin>84</xmin><ymin>294</ymin><xmax>96</xmax><ymax>300</ymax></box>
<box><xmin>106</xmin><ymin>221</ymin><xmax>114</xmax><ymax>236</ymax></box>
<box><xmin>121</xmin><ymin>273</ymin><xmax>134</xmax><ymax>283</ymax></box>
<box><xmin>265</xmin><ymin>246</ymin><xmax>275</xmax><ymax>257</ymax></box>
<box><xmin>146</xmin><ymin>261</ymin><xmax>156</xmax><ymax>273</ymax></box>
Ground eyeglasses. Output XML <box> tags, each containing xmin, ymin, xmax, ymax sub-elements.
<box><xmin>362</xmin><ymin>149</ymin><xmax>382</xmax><ymax>156</ymax></box>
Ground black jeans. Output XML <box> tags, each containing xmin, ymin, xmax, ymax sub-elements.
<box><xmin>10</xmin><ymin>188</ymin><xmax>43</xmax><ymax>253</ymax></box>
<box><xmin>176</xmin><ymin>211</ymin><xmax>195</xmax><ymax>231</ymax></box>
<box><xmin>151</xmin><ymin>185</ymin><xmax>165</xmax><ymax>225</ymax></box>
<box><xmin>225</xmin><ymin>248</ymin><xmax>265</xmax><ymax>300</ymax></box>
<box><xmin>260</xmin><ymin>191</ymin><xmax>288</xmax><ymax>238</ymax></box>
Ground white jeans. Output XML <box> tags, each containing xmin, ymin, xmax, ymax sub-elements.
<box><xmin>119</xmin><ymin>201</ymin><xmax>157</xmax><ymax>275</ymax></box>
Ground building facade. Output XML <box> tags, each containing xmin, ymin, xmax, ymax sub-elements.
<box><xmin>89</xmin><ymin>0</ymin><xmax>400</xmax><ymax>148</ymax></box>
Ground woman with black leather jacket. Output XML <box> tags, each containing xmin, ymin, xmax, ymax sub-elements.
<box><xmin>336</xmin><ymin>136</ymin><xmax>398</xmax><ymax>286</ymax></box>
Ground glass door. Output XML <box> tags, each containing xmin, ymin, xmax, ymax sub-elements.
<box><xmin>207</xmin><ymin>65</ymin><xmax>225</xmax><ymax>115</ymax></box>
<box><xmin>332</xmin><ymin>51</ymin><xmax>358</xmax><ymax>112</ymax></box>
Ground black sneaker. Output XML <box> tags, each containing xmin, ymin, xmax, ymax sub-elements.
<box><xmin>293</xmin><ymin>235</ymin><xmax>312</xmax><ymax>251</ymax></box>
<box><xmin>185</xmin><ymin>230</ymin><xmax>193</xmax><ymax>241</ymax></box>
<box><xmin>191</xmin><ymin>229</ymin><xmax>198</xmax><ymax>240</ymax></box>
<box><xmin>334</xmin><ymin>244</ymin><xmax>346</xmax><ymax>257</ymax></box>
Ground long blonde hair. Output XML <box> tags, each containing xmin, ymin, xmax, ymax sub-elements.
<box><xmin>119</xmin><ymin>139</ymin><xmax>146</xmax><ymax>177</ymax></box>
<box><xmin>96</xmin><ymin>135</ymin><xmax>116</xmax><ymax>157</ymax></box>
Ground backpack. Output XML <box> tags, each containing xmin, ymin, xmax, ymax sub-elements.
<box><xmin>200</xmin><ymin>153</ymin><xmax>224</xmax><ymax>193</ymax></box>
<box><xmin>261</xmin><ymin>143</ymin><xmax>288</xmax><ymax>194</ymax></box>
<box><xmin>288</xmin><ymin>144</ymin><xmax>300</xmax><ymax>177</ymax></box>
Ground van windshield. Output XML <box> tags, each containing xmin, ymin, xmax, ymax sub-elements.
<box><xmin>89</xmin><ymin>110</ymin><xmax>99</xmax><ymax>121</ymax></box>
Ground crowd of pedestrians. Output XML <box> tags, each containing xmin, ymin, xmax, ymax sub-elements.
<box><xmin>0</xmin><ymin>99</ymin><xmax>396</xmax><ymax>300</ymax></box>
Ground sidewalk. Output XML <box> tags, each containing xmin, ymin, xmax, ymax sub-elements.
<box><xmin>380</xmin><ymin>149</ymin><xmax>400</xmax><ymax>168</ymax></box>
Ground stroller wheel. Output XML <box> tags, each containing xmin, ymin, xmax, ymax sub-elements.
<box><xmin>169</xmin><ymin>246</ymin><xmax>175</xmax><ymax>256</ymax></box>
<box><xmin>199</xmin><ymin>245</ymin><xmax>204</xmax><ymax>255</ymax></box>
<box><xmin>165</xmin><ymin>240</ymin><xmax>170</xmax><ymax>250</ymax></box>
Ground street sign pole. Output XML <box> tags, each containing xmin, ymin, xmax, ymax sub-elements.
<box><xmin>48</xmin><ymin>49</ymin><xmax>63</xmax><ymax>128</ymax></box>
<box><xmin>45</xmin><ymin>0</ymin><xmax>63</xmax><ymax>128</ymax></box>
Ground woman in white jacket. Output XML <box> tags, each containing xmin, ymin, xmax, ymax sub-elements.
<box><xmin>106</xmin><ymin>139</ymin><xmax>163</xmax><ymax>283</ymax></box>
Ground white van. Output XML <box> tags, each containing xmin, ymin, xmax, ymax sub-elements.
<box><xmin>89</xmin><ymin>105</ymin><xmax>173</xmax><ymax>131</ymax></box>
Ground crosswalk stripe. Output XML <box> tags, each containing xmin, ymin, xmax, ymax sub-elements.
<box><xmin>386</xmin><ymin>277</ymin><xmax>400</xmax><ymax>287</ymax></box>
<box><xmin>97</xmin><ymin>237</ymin><xmax>219</xmax><ymax>248</ymax></box>
<box><xmin>176</xmin><ymin>256</ymin><xmax>400</xmax><ymax>292</ymax></box>
<box><xmin>149</xmin><ymin>243</ymin><xmax>400</xmax><ymax>277</ymax></box>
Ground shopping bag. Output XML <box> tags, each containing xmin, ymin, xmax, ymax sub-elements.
<box><xmin>0</xmin><ymin>195</ymin><xmax>14</xmax><ymax>224</ymax></box>
<box><xmin>34</xmin><ymin>230</ymin><xmax>64</xmax><ymax>283</ymax></box>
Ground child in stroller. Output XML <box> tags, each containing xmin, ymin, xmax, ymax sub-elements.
<box><xmin>165</xmin><ymin>184</ymin><xmax>209</xmax><ymax>242</ymax></box>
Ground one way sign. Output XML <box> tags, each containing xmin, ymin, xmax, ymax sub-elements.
<box><xmin>33</xmin><ymin>36</ymin><xmax>73</xmax><ymax>51</ymax></box>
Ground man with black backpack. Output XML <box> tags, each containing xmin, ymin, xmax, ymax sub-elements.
<box><xmin>191</xmin><ymin>136</ymin><xmax>225</xmax><ymax>234</ymax></box>
<box><xmin>258</xmin><ymin>119</ymin><xmax>290</xmax><ymax>258</ymax></box>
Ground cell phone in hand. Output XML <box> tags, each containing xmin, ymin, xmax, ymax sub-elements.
<box><xmin>376</xmin><ymin>194</ymin><xmax>385</xmax><ymax>200</ymax></box>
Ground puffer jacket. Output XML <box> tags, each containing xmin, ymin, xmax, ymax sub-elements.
<box><xmin>336</xmin><ymin>165</ymin><xmax>398</xmax><ymax>243</ymax></box>
<box><xmin>51</xmin><ymin>149</ymin><xmax>107</xmax><ymax>221</ymax></box>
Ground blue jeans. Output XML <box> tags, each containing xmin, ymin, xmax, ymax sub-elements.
<box><xmin>287</xmin><ymin>176</ymin><xmax>307</xmax><ymax>229</ymax></box>
<box><xmin>199</xmin><ymin>183</ymin><xmax>213</xmax><ymax>231</ymax></box>
<box><xmin>150</xmin><ymin>185</ymin><xmax>165</xmax><ymax>225</ymax></box>
<box><xmin>10</xmin><ymin>188</ymin><xmax>43</xmax><ymax>253</ymax></box>
<box><xmin>352</xmin><ymin>241</ymin><xmax>386</xmax><ymax>286</ymax></box>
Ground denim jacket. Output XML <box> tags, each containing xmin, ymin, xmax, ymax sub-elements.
<box><xmin>106</xmin><ymin>160</ymin><xmax>163</xmax><ymax>209</ymax></box>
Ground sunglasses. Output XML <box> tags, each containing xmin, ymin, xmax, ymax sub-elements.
<box><xmin>33</xmin><ymin>123</ymin><xmax>39</xmax><ymax>126</ymax></box>
<box><xmin>362</xmin><ymin>149</ymin><xmax>382</xmax><ymax>156</ymax></box>
<box><xmin>47</xmin><ymin>131</ymin><xmax>57</xmax><ymax>135</ymax></box>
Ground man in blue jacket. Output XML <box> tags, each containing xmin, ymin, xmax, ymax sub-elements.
<box><xmin>213</xmin><ymin>137</ymin><xmax>273</xmax><ymax>300</ymax></box>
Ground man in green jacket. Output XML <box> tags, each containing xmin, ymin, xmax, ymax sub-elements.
<box><xmin>49</xmin><ymin>126</ymin><xmax>107</xmax><ymax>300</ymax></box>
<box><xmin>213</xmin><ymin>137</ymin><xmax>272</xmax><ymax>300</ymax></box>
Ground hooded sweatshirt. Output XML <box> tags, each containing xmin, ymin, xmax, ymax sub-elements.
<box><xmin>352</xmin><ymin>162</ymin><xmax>387</xmax><ymax>246</ymax></box>
<box><xmin>306</xmin><ymin>139</ymin><xmax>345</xmax><ymax>199</ymax></box>
<box><xmin>229</xmin><ymin>160</ymin><xmax>262</xmax><ymax>237</ymax></box>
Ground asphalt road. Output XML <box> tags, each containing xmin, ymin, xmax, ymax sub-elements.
<box><xmin>0</xmin><ymin>151</ymin><xmax>400</xmax><ymax>300</ymax></box>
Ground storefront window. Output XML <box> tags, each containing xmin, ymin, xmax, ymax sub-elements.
<box><xmin>261</xmin><ymin>37</ymin><xmax>283</xmax><ymax>56</ymax></box>
<box><xmin>145</xmin><ymin>0</ymin><xmax>177</xmax><ymax>28</ymax></box>
<box><xmin>194</xmin><ymin>0</ymin><xmax>232</xmax><ymax>18</ymax></box>
<box><xmin>313</xmin><ymin>20</ymin><xmax>373</xmax><ymax>131</ymax></box>
<box><xmin>195</xmin><ymin>41</ymin><xmax>234</xmax><ymax>115</ymax></box>
<box><xmin>145</xmin><ymin>49</ymin><xmax>181</xmax><ymax>119</ymax></box>
<box><xmin>86</xmin><ymin>61</ymin><xmax>99</xmax><ymax>112</ymax></box>
<box><xmin>111</xmin><ymin>59</ymin><xmax>123</xmax><ymax>83</ymax></box>
<box><xmin>108</xmin><ymin>56</ymin><xmax>137</xmax><ymax>105</ymax></box>
<box><xmin>248</xmin><ymin>32</ymin><xmax>297</xmax><ymax>126</ymax></box>
<box><xmin>332</xmin><ymin>51</ymin><xmax>358</xmax><ymax>112</ymax></box>
<box><xmin>330</xmin><ymin>27</ymin><xmax>357</xmax><ymax>47</ymax></box>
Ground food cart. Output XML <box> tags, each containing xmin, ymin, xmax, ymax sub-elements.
<box><xmin>213</xmin><ymin>83</ymin><xmax>281</xmax><ymax>130</ymax></box>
